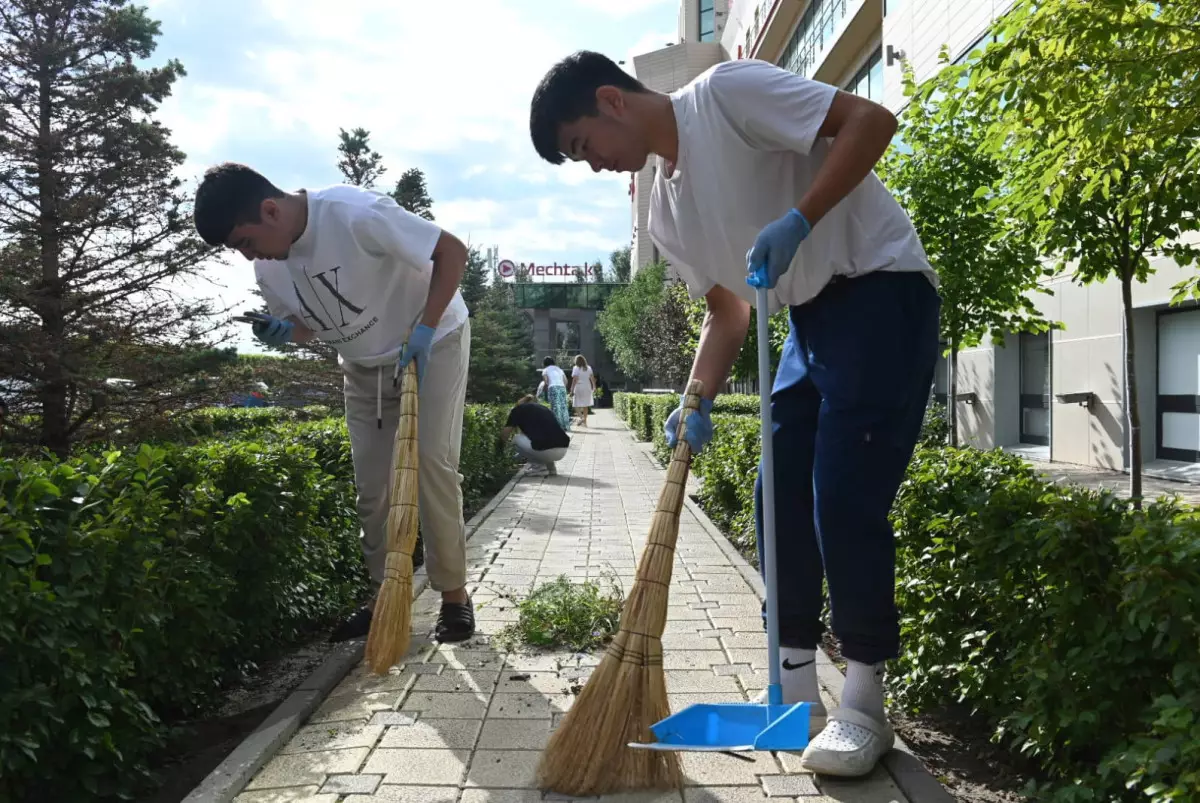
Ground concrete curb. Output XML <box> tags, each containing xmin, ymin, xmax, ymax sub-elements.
<box><xmin>182</xmin><ymin>464</ymin><xmax>529</xmax><ymax>803</ymax></box>
<box><xmin>668</xmin><ymin>441</ymin><xmax>954</xmax><ymax>803</ymax></box>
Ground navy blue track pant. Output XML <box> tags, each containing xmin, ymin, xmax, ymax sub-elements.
<box><xmin>754</xmin><ymin>270</ymin><xmax>941</xmax><ymax>666</ymax></box>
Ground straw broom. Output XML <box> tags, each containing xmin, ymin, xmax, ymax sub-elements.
<box><xmin>364</xmin><ymin>359</ymin><xmax>420</xmax><ymax>675</ymax></box>
<box><xmin>536</xmin><ymin>378</ymin><xmax>705</xmax><ymax>796</ymax></box>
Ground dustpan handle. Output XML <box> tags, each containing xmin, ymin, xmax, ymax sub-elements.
<box><xmin>756</xmin><ymin>286</ymin><xmax>782</xmax><ymax>707</ymax></box>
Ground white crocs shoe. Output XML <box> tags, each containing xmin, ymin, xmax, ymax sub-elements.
<box><xmin>799</xmin><ymin>706</ymin><xmax>894</xmax><ymax>777</ymax></box>
<box><xmin>751</xmin><ymin>690</ymin><xmax>827</xmax><ymax>737</ymax></box>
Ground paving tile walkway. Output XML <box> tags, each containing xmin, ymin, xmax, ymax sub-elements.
<box><xmin>234</xmin><ymin>410</ymin><xmax>914</xmax><ymax>803</ymax></box>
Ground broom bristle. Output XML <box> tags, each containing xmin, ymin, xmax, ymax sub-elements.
<box><xmin>365</xmin><ymin>552</ymin><xmax>414</xmax><ymax>672</ymax></box>
<box><xmin>536</xmin><ymin>379</ymin><xmax>704</xmax><ymax>797</ymax></box>
<box><xmin>364</xmin><ymin>360</ymin><xmax>420</xmax><ymax>675</ymax></box>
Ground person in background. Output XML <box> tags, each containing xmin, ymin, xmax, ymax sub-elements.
<box><xmin>541</xmin><ymin>356</ymin><xmax>571</xmax><ymax>430</ymax></box>
<box><xmin>501</xmin><ymin>394</ymin><xmax>571</xmax><ymax>475</ymax></box>
<box><xmin>569</xmin><ymin>354</ymin><xmax>596</xmax><ymax>427</ymax></box>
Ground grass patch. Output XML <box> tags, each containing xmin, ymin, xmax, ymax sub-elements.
<box><xmin>496</xmin><ymin>574</ymin><xmax>624</xmax><ymax>653</ymax></box>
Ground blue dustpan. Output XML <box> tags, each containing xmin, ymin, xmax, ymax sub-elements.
<box><xmin>629</xmin><ymin>285</ymin><xmax>810</xmax><ymax>754</ymax></box>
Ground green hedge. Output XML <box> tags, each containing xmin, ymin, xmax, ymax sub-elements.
<box><xmin>0</xmin><ymin>406</ymin><xmax>517</xmax><ymax>802</ymax></box>
<box><xmin>635</xmin><ymin>399</ymin><xmax>1200</xmax><ymax>802</ymax></box>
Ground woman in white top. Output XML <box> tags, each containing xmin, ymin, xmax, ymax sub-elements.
<box><xmin>541</xmin><ymin>357</ymin><xmax>571</xmax><ymax>430</ymax></box>
<box><xmin>570</xmin><ymin>354</ymin><xmax>596</xmax><ymax>427</ymax></box>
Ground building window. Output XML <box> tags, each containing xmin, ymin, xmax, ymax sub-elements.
<box><xmin>779</xmin><ymin>0</ymin><xmax>851</xmax><ymax>79</ymax></box>
<box><xmin>699</xmin><ymin>0</ymin><xmax>715</xmax><ymax>42</ymax></box>
<box><xmin>883</xmin><ymin>0</ymin><xmax>901</xmax><ymax>15</ymax></box>
<box><xmin>844</xmin><ymin>46</ymin><xmax>883</xmax><ymax>103</ymax></box>
<box><xmin>554</xmin><ymin>320</ymin><xmax>581</xmax><ymax>352</ymax></box>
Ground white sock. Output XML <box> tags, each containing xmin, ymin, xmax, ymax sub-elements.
<box><xmin>778</xmin><ymin>647</ymin><xmax>821</xmax><ymax>706</ymax></box>
<box><xmin>841</xmin><ymin>660</ymin><xmax>886</xmax><ymax>721</ymax></box>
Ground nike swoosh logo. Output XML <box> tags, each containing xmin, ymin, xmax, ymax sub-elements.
<box><xmin>781</xmin><ymin>659</ymin><xmax>814</xmax><ymax>671</ymax></box>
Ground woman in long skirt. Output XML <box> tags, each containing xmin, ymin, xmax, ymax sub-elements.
<box><xmin>570</xmin><ymin>354</ymin><xmax>596</xmax><ymax>427</ymax></box>
<box><xmin>541</xmin><ymin>357</ymin><xmax>571</xmax><ymax>430</ymax></box>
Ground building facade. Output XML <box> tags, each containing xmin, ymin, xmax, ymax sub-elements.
<box><xmin>629</xmin><ymin>0</ymin><xmax>730</xmax><ymax>274</ymax></box>
<box><xmin>510</xmin><ymin>282</ymin><xmax>628</xmax><ymax>390</ymax></box>
<box><xmin>626</xmin><ymin>0</ymin><xmax>1200</xmax><ymax>475</ymax></box>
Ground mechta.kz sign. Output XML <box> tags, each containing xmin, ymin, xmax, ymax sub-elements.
<box><xmin>497</xmin><ymin>259</ymin><xmax>601</xmax><ymax>279</ymax></box>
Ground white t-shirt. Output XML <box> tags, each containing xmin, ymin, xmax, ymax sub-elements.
<box><xmin>542</xmin><ymin>365</ymin><xmax>567</xmax><ymax>387</ymax></box>
<box><xmin>571</xmin><ymin>365</ymin><xmax>592</xmax><ymax>383</ymax></box>
<box><xmin>255</xmin><ymin>185</ymin><xmax>469</xmax><ymax>365</ymax></box>
<box><xmin>648</xmin><ymin>59</ymin><xmax>936</xmax><ymax>315</ymax></box>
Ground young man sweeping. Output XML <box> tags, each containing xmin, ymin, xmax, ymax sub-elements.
<box><xmin>193</xmin><ymin>163</ymin><xmax>477</xmax><ymax>644</ymax></box>
<box><xmin>529</xmin><ymin>53</ymin><xmax>940</xmax><ymax>777</ymax></box>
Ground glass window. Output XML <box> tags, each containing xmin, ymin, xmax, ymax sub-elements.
<box><xmin>868</xmin><ymin>49</ymin><xmax>883</xmax><ymax>102</ymax></box>
<box><xmin>843</xmin><ymin>47</ymin><xmax>883</xmax><ymax>103</ymax></box>
<box><xmin>699</xmin><ymin>0</ymin><xmax>715</xmax><ymax>42</ymax></box>
<box><xmin>779</xmin><ymin>0</ymin><xmax>851</xmax><ymax>79</ymax></box>
<box><xmin>554</xmin><ymin>321</ymin><xmax>581</xmax><ymax>351</ymax></box>
<box><xmin>884</xmin><ymin>0</ymin><xmax>901</xmax><ymax>16</ymax></box>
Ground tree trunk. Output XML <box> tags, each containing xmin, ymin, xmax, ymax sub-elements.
<box><xmin>36</xmin><ymin>59</ymin><xmax>68</xmax><ymax>459</ymax></box>
<box><xmin>1121</xmin><ymin>271</ymin><xmax>1143</xmax><ymax>508</ymax></box>
<box><xmin>948</xmin><ymin>339</ymin><xmax>960</xmax><ymax>447</ymax></box>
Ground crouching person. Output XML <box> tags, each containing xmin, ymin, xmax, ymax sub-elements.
<box><xmin>502</xmin><ymin>395</ymin><xmax>570</xmax><ymax>475</ymax></box>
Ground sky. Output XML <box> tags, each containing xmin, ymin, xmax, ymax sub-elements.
<box><xmin>147</xmin><ymin>0</ymin><xmax>680</xmax><ymax>353</ymax></box>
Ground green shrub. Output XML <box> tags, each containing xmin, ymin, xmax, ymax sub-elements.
<box><xmin>918</xmin><ymin>398</ymin><xmax>949</xmax><ymax>447</ymax></box>
<box><xmin>892</xmin><ymin>447</ymin><xmax>1200</xmax><ymax>803</ymax></box>
<box><xmin>712</xmin><ymin>394</ymin><xmax>760</xmax><ymax>416</ymax></box>
<box><xmin>690</xmin><ymin>415</ymin><xmax>761</xmax><ymax>560</ymax></box>
<box><xmin>637</xmin><ymin>401</ymin><xmax>1200</xmax><ymax>802</ymax></box>
<box><xmin>614</xmin><ymin>392</ymin><xmax>630</xmax><ymax>422</ymax></box>
<box><xmin>0</xmin><ymin>405</ymin><xmax>518</xmax><ymax>803</ymax></box>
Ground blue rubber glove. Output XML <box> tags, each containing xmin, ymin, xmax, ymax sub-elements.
<box><xmin>664</xmin><ymin>395</ymin><xmax>715</xmax><ymax>454</ymax></box>
<box><xmin>242</xmin><ymin>312</ymin><xmax>294</xmax><ymax>347</ymax></box>
<box><xmin>397</xmin><ymin>324</ymin><xmax>435</xmax><ymax>385</ymax></box>
<box><xmin>746</xmin><ymin>208</ymin><xmax>811</xmax><ymax>289</ymax></box>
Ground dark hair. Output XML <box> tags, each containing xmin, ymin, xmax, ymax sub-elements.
<box><xmin>193</xmin><ymin>162</ymin><xmax>285</xmax><ymax>246</ymax></box>
<box><xmin>543</xmin><ymin>356</ymin><xmax>556</xmax><ymax>367</ymax></box>
<box><xmin>529</xmin><ymin>50</ymin><xmax>647</xmax><ymax>165</ymax></box>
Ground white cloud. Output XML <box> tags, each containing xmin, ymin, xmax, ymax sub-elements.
<box><xmin>575</xmin><ymin>0</ymin><xmax>674</xmax><ymax>19</ymax></box>
<box><xmin>152</xmin><ymin>0</ymin><xmax>667</xmax><ymax>345</ymax></box>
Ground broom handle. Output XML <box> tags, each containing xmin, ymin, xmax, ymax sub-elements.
<box><xmin>756</xmin><ymin>286</ymin><xmax>782</xmax><ymax>707</ymax></box>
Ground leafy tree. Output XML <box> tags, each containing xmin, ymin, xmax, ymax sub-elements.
<box><xmin>967</xmin><ymin>0</ymin><xmax>1200</xmax><ymax>505</ymax></box>
<box><xmin>597</xmin><ymin>260</ymin><xmax>667</xmax><ymax>382</ymax></box>
<box><xmin>639</xmin><ymin>281</ymin><xmax>694</xmax><ymax>387</ymax></box>
<box><xmin>0</xmin><ymin>0</ymin><xmax>230</xmax><ymax>456</ymax></box>
<box><xmin>391</xmin><ymin>167</ymin><xmax>435</xmax><ymax>221</ymax></box>
<box><xmin>590</xmin><ymin>260</ymin><xmax>605</xmax><ymax>282</ymax></box>
<box><xmin>878</xmin><ymin>57</ymin><xmax>1054</xmax><ymax>445</ymax></box>
<box><xmin>466</xmin><ymin>282</ymin><xmax>535</xmax><ymax>403</ymax></box>
<box><xmin>336</xmin><ymin>127</ymin><xmax>386</xmax><ymax>188</ymax></box>
<box><xmin>460</xmin><ymin>246</ymin><xmax>490</xmax><ymax>312</ymax></box>
<box><xmin>573</xmin><ymin>266</ymin><xmax>586</xmax><ymax>283</ymax></box>
<box><xmin>610</xmin><ymin>244</ymin><xmax>632</xmax><ymax>282</ymax></box>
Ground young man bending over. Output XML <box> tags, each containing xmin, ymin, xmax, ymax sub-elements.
<box><xmin>193</xmin><ymin>163</ymin><xmax>477</xmax><ymax>644</ymax></box>
<box><xmin>501</xmin><ymin>395</ymin><xmax>571</xmax><ymax>476</ymax></box>
<box><xmin>528</xmin><ymin>52</ymin><xmax>939</xmax><ymax>777</ymax></box>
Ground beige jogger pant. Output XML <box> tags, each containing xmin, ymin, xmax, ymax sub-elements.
<box><xmin>342</xmin><ymin>319</ymin><xmax>470</xmax><ymax>593</ymax></box>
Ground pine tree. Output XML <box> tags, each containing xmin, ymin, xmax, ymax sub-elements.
<box><xmin>336</xmin><ymin>127</ymin><xmax>386</xmax><ymax>188</ymax></box>
<box><xmin>391</xmin><ymin>167</ymin><xmax>435</xmax><ymax>220</ymax></box>
<box><xmin>466</xmin><ymin>282</ymin><xmax>535</xmax><ymax>403</ymax></box>
<box><xmin>0</xmin><ymin>0</ymin><xmax>233</xmax><ymax>456</ymax></box>
<box><xmin>459</xmin><ymin>247</ymin><xmax>489</xmax><ymax>313</ymax></box>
